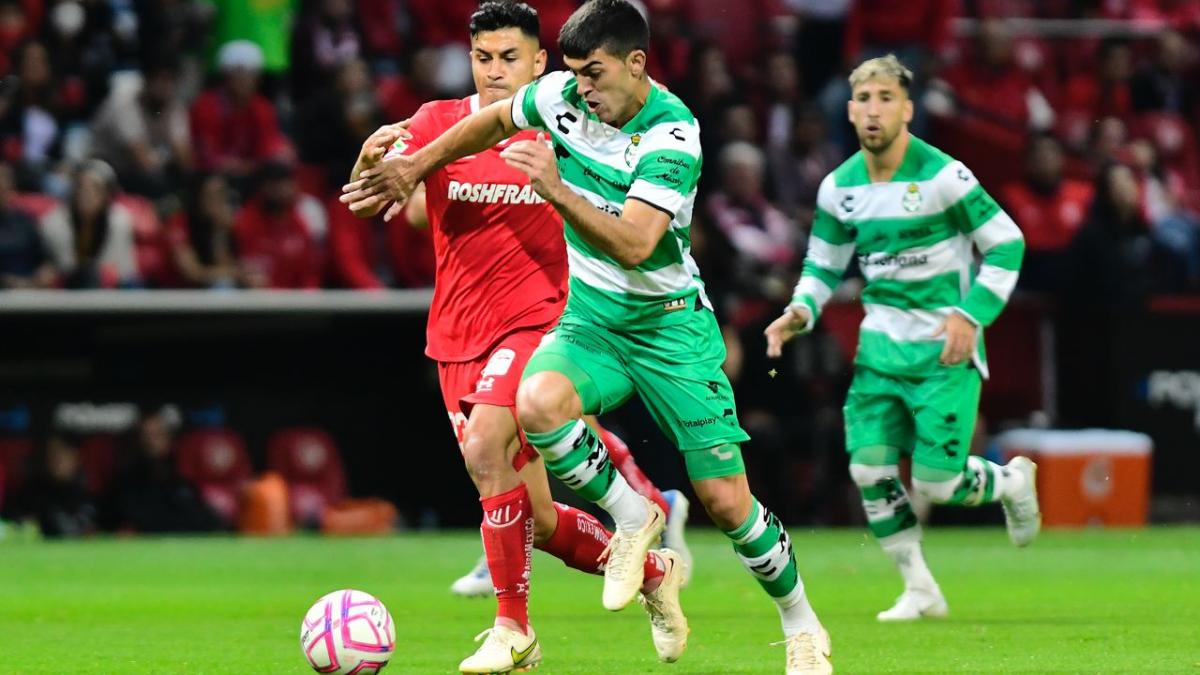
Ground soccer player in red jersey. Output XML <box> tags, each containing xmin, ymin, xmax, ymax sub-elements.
<box><xmin>347</xmin><ymin>4</ymin><xmax>689</xmax><ymax>672</ymax></box>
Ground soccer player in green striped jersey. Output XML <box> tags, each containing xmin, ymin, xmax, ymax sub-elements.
<box><xmin>766</xmin><ymin>55</ymin><xmax>1043</xmax><ymax>622</ymax></box>
<box><xmin>342</xmin><ymin>1</ymin><xmax>832</xmax><ymax>671</ymax></box>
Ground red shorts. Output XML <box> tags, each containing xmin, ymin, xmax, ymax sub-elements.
<box><xmin>438</xmin><ymin>328</ymin><xmax>545</xmax><ymax>471</ymax></box>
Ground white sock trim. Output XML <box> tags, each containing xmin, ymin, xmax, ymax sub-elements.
<box><xmin>537</xmin><ymin>419</ymin><xmax>588</xmax><ymax>461</ymax></box>
<box><xmin>597</xmin><ymin>478</ymin><xmax>647</xmax><ymax>533</ymax></box>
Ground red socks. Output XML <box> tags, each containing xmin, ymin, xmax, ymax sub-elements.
<box><xmin>480</xmin><ymin>484</ymin><xmax>534</xmax><ymax>630</ymax></box>
<box><xmin>538</xmin><ymin>503</ymin><xmax>665</xmax><ymax>587</ymax></box>
<box><xmin>599</xmin><ymin>426</ymin><xmax>672</xmax><ymax>517</ymax></box>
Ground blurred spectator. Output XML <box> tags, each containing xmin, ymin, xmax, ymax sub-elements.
<box><xmin>817</xmin><ymin>0</ymin><xmax>953</xmax><ymax>148</ymax></box>
<box><xmin>190</xmin><ymin>40</ymin><xmax>289</xmax><ymax>182</ymax></box>
<box><xmin>289</xmin><ymin>0</ymin><xmax>363</xmax><ymax>104</ymax></box>
<box><xmin>165</xmin><ymin>173</ymin><xmax>244</xmax><ymax>288</ymax></box>
<box><xmin>843</xmin><ymin>0</ymin><xmax>953</xmax><ymax>64</ymax></box>
<box><xmin>41</xmin><ymin>159</ymin><xmax>139</xmax><ymax>288</ymax></box>
<box><xmin>679</xmin><ymin>42</ymin><xmax>738</xmax><ymax>191</ymax></box>
<box><xmin>376</xmin><ymin>46</ymin><xmax>445</xmax><ymax>122</ymax></box>
<box><xmin>766</xmin><ymin>104</ymin><xmax>843</xmax><ymax>222</ymax></box>
<box><xmin>1127</xmin><ymin>138</ymin><xmax>1200</xmax><ymax>288</ymax></box>
<box><xmin>721</xmin><ymin>103</ymin><xmax>760</xmax><ymax>145</ymax></box>
<box><xmin>134</xmin><ymin>0</ymin><xmax>211</xmax><ymax>69</ymax></box>
<box><xmin>107</xmin><ymin>410</ymin><xmax>222</xmax><ymax>533</ymax></box>
<box><xmin>12</xmin><ymin>432</ymin><xmax>97</xmax><ymax>538</ymax></box>
<box><xmin>354</xmin><ymin>0</ymin><xmax>407</xmax><ymax>60</ymax></box>
<box><xmin>643</xmin><ymin>0</ymin><xmax>692</xmax><ymax>87</ymax></box>
<box><xmin>1130</xmin><ymin>30</ymin><xmax>1198</xmax><ymax>115</ymax></box>
<box><xmin>706</xmin><ymin>141</ymin><xmax>799</xmax><ymax>319</ymax></box>
<box><xmin>759</xmin><ymin>51</ymin><xmax>804</xmax><ymax>151</ymax></box>
<box><xmin>1063</xmin><ymin>163</ymin><xmax>1159</xmax><ymax>307</ymax></box>
<box><xmin>1059</xmin><ymin>38</ymin><xmax>1135</xmax><ymax>150</ymax></box>
<box><xmin>0</xmin><ymin>40</ymin><xmax>64</xmax><ymax>191</ymax></box>
<box><xmin>296</xmin><ymin>57</ymin><xmax>383</xmax><ymax>190</ymax></box>
<box><xmin>0</xmin><ymin>160</ymin><xmax>55</xmax><ymax>288</ymax></box>
<box><xmin>683</xmin><ymin>0</ymin><xmax>796</xmax><ymax>77</ymax></box>
<box><xmin>233</xmin><ymin>160</ymin><xmax>326</xmax><ymax>289</ymax></box>
<box><xmin>407</xmin><ymin>0</ymin><xmax>476</xmax><ymax>47</ymax></box>
<box><xmin>1087</xmin><ymin>115</ymin><xmax>1130</xmax><ymax>168</ymax></box>
<box><xmin>1000</xmin><ymin>134</ymin><xmax>1093</xmax><ymax>292</ymax></box>
<box><xmin>789</xmin><ymin>0</ymin><xmax>850</xmax><ymax>99</ymax></box>
<box><xmin>90</xmin><ymin>59</ymin><xmax>193</xmax><ymax>199</ymax></box>
<box><xmin>208</xmin><ymin>0</ymin><xmax>297</xmax><ymax>76</ymax></box>
<box><xmin>42</xmin><ymin>0</ymin><xmax>137</xmax><ymax>118</ymax></box>
<box><xmin>0</xmin><ymin>0</ymin><xmax>34</xmax><ymax>78</ymax></box>
<box><xmin>927</xmin><ymin>18</ymin><xmax>1054</xmax><ymax>133</ymax></box>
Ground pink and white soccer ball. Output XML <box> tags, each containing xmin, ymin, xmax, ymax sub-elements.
<box><xmin>300</xmin><ymin>589</ymin><xmax>396</xmax><ymax>674</ymax></box>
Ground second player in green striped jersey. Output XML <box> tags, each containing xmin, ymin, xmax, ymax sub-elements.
<box><xmin>795</xmin><ymin>134</ymin><xmax>1024</xmax><ymax>378</ymax></box>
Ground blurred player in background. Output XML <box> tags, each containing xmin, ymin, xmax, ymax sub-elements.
<box><xmin>347</xmin><ymin>3</ymin><xmax>689</xmax><ymax>672</ymax></box>
<box><xmin>766</xmin><ymin>55</ymin><xmax>1041</xmax><ymax>622</ymax></box>
<box><xmin>344</xmin><ymin>1</ymin><xmax>832</xmax><ymax>672</ymax></box>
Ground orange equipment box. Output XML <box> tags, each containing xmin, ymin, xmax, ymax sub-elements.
<box><xmin>996</xmin><ymin>429</ymin><xmax>1153</xmax><ymax>527</ymax></box>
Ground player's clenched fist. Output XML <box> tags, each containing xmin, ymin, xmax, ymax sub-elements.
<box><xmin>764</xmin><ymin>305</ymin><xmax>813</xmax><ymax>358</ymax></box>
<box><xmin>341</xmin><ymin>153</ymin><xmax>421</xmax><ymax>216</ymax></box>
<box><xmin>500</xmin><ymin>132</ymin><xmax>564</xmax><ymax>202</ymax></box>
<box><xmin>357</xmin><ymin>122</ymin><xmax>411</xmax><ymax>172</ymax></box>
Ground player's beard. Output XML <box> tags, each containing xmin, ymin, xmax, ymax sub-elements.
<box><xmin>859</xmin><ymin>124</ymin><xmax>900</xmax><ymax>155</ymax></box>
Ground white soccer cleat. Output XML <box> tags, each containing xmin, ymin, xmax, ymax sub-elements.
<box><xmin>781</xmin><ymin>627</ymin><xmax>833</xmax><ymax>675</ymax></box>
<box><xmin>450</xmin><ymin>555</ymin><xmax>495</xmax><ymax>598</ymax></box>
<box><xmin>661</xmin><ymin>489</ymin><xmax>694</xmax><ymax>587</ymax></box>
<box><xmin>599</xmin><ymin>497</ymin><xmax>665</xmax><ymax>611</ymax></box>
<box><xmin>876</xmin><ymin>587</ymin><xmax>949</xmax><ymax>622</ymax></box>
<box><xmin>458</xmin><ymin>625</ymin><xmax>541</xmax><ymax>674</ymax></box>
<box><xmin>1001</xmin><ymin>456</ymin><xmax>1041</xmax><ymax>547</ymax></box>
<box><xmin>639</xmin><ymin>549</ymin><xmax>690</xmax><ymax>662</ymax></box>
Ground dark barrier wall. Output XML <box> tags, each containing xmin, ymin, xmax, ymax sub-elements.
<box><xmin>1056</xmin><ymin>300</ymin><xmax>1200</xmax><ymax>498</ymax></box>
<box><xmin>1</xmin><ymin>294</ymin><xmax>1196</xmax><ymax>526</ymax></box>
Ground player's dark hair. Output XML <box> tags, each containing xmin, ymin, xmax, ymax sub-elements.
<box><xmin>558</xmin><ymin>0</ymin><xmax>649</xmax><ymax>60</ymax></box>
<box><xmin>469</xmin><ymin>2</ymin><xmax>540</xmax><ymax>41</ymax></box>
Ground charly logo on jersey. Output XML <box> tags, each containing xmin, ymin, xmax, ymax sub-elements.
<box><xmin>902</xmin><ymin>183</ymin><xmax>922</xmax><ymax>213</ymax></box>
<box><xmin>624</xmin><ymin>133</ymin><xmax>642</xmax><ymax>167</ymax></box>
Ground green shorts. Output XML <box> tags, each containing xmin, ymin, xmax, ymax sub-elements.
<box><xmin>523</xmin><ymin>306</ymin><xmax>749</xmax><ymax>480</ymax></box>
<box><xmin>843</xmin><ymin>365</ymin><xmax>981</xmax><ymax>473</ymax></box>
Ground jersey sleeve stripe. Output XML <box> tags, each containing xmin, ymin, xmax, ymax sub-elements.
<box><xmin>628</xmin><ymin>182</ymin><xmax>683</xmax><ymax>217</ymax></box>
<box><xmin>627</xmin><ymin>194</ymin><xmax>675</xmax><ymax>219</ymax></box>
<box><xmin>970</xmin><ymin>210</ymin><xmax>1023</xmax><ymax>251</ymax></box>
<box><xmin>805</xmin><ymin>238</ymin><xmax>856</xmax><ymax>275</ymax></box>
<box><xmin>946</xmin><ymin>185</ymin><xmax>1003</xmax><ymax>233</ymax></box>
<box><xmin>811</xmin><ymin>208</ymin><xmax>854</xmax><ymax>244</ymax></box>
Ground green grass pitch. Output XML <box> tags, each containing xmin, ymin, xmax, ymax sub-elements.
<box><xmin>0</xmin><ymin>528</ymin><xmax>1196</xmax><ymax>673</ymax></box>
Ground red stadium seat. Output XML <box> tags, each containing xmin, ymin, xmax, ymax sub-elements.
<box><xmin>0</xmin><ymin>437</ymin><xmax>32</xmax><ymax>509</ymax></box>
<box><xmin>78</xmin><ymin>434</ymin><xmax>118</xmax><ymax>496</ymax></box>
<box><xmin>10</xmin><ymin>192</ymin><xmax>60</xmax><ymax>220</ymax></box>
<box><xmin>176</xmin><ymin>429</ymin><xmax>254</xmax><ymax>525</ymax></box>
<box><xmin>266</xmin><ymin>428</ymin><xmax>347</xmax><ymax>527</ymax></box>
<box><xmin>115</xmin><ymin>193</ymin><xmax>168</xmax><ymax>285</ymax></box>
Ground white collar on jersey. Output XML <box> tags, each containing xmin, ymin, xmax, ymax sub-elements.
<box><xmin>469</xmin><ymin>94</ymin><xmax>480</xmax><ymax>113</ymax></box>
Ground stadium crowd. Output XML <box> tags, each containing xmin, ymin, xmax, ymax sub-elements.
<box><xmin>2</xmin><ymin>0</ymin><xmax>1200</xmax><ymax>533</ymax></box>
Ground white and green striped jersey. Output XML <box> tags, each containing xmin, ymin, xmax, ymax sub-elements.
<box><xmin>511</xmin><ymin>70</ymin><xmax>710</xmax><ymax>329</ymax></box>
<box><xmin>791</xmin><ymin>135</ymin><xmax>1024</xmax><ymax>378</ymax></box>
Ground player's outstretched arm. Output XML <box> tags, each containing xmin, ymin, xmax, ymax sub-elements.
<box><xmin>341</xmin><ymin>99</ymin><xmax>521</xmax><ymax>216</ymax></box>
<box><xmin>500</xmin><ymin>134</ymin><xmax>669</xmax><ymax>267</ymax></box>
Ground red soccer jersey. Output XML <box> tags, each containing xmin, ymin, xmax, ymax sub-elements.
<box><xmin>389</xmin><ymin>95</ymin><xmax>567</xmax><ymax>362</ymax></box>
